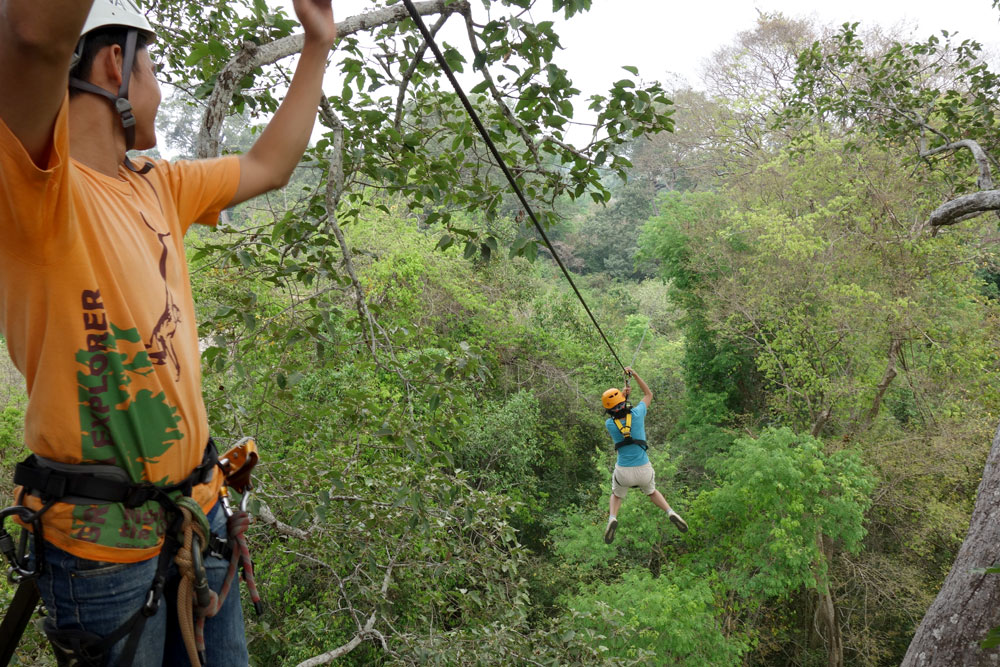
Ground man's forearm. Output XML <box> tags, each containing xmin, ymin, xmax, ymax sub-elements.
<box><xmin>245</xmin><ymin>38</ymin><xmax>330</xmax><ymax>185</ymax></box>
<box><xmin>632</xmin><ymin>373</ymin><xmax>652</xmax><ymax>400</ymax></box>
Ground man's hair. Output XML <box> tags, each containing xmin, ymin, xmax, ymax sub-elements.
<box><xmin>69</xmin><ymin>27</ymin><xmax>149</xmax><ymax>95</ymax></box>
<box><xmin>608</xmin><ymin>403</ymin><xmax>630</xmax><ymax>418</ymax></box>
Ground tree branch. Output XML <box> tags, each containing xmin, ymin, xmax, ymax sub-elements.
<box><xmin>295</xmin><ymin>547</ymin><xmax>399</xmax><ymax>667</ymax></box>
<box><xmin>863</xmin><ymin>336</ymin><xmax>901</xmax><ymax>429</ymax></box>
<box><xmin>319</xmin><ymin>99</ymin><xmax>416</xmax><ymax>413</ymax></box>
<box><xmin>921</xmin><ymin>139</ymin><xmax>995</xmax><ymax>190</ymax></box>
<box><xmin>195</xmin><ymin>0</ymin><xmax>470</xmax><ymax>159</ymax></box>
<box><xmin>257</xmin><ymin>501</ymin><xmax>311</xmax><ymax>540</ymax></box>
<box><xmin>928</xmin><ymin>190</ymin><xmax>1000</xmax><ymax>228</ymax></box>
<box><xmin>901</xmin><ymin>420</ymin><xmax>1000</xmax><ymax>665</ymax></box>
<box><xmin>394</xmin><ymin>13</ymin><xmax>450</xmax><ymax>132</ymax></box>
<box><xmin>461</xmin><ymin>7</ymin><xmax>540</xmax><ymax>165</ymax></box>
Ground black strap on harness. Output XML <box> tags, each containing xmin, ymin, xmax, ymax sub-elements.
<box><xmin>13</xmin><ymin>442</ymin><xmax>217</xmax><ymax>509</ymax></box>
<box><xmin>612</xmin><ymin>409</ymin><xmax>648</xmax><ymax>452</ymax></box>
<box><xmin>0</xmin><ymin>440</ymin><xmax>219</xmax><ymax>667</ymax></box>
<box><xmin>0</xmin><ymin>578</ymin><xmax>39</xmax><ymax>667</ymax></box>
<box><xmin>614</xmin><ymin>437</ymin><xmax>648</xmax><ymax>451</ymax></box>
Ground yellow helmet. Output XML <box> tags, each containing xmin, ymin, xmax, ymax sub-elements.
<box><xmin>602</xmin><ymin>388</ymin><xmax>625</xmax><ymax>410</ymax></box>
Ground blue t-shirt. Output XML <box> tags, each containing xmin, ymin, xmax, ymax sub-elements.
<box><xmin>606</xmin><ymin>401</ymin><xmax>650</xmax><ymax>467</ymax></box>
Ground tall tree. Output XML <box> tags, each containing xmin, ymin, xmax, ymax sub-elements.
<box><xmin>774</xmin><ymin>19</ymin><xmax>1000</xmax><ymax>663</ymax></box>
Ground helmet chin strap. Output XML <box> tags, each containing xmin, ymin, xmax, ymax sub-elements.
<box><xmin>68</xmin><ymin>29</ymin><xmax>152</xmax><ymax>175</ymax></box>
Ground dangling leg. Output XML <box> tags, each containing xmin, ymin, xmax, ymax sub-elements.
<box><xmin>605</xmin><ymin>471</ymin><xmax>627</xmax><ymax>544</ymax></box>
<box><xmin>647</xmin><ymin>490</ymin><xmax>688</xmax><ymax>533</ymax></box>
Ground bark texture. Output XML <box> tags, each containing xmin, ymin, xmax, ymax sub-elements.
<box><xmin>901</xmin><ymin>420</ymin><xmax>1000</xmax><ymax>666</ymax></box>
<box><xmin>811</xmin><ymin>531</ymin><xmax>844</xmax><ymax>667</ymax></box>
<box><xmin>928</xmin><ymin>190</ymin><xmax>1000</xmax><ymax>228</ymax></box>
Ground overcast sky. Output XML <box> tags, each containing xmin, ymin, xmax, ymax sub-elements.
<box><xmin>318</xmin><ymin>0</ymin><xmax>1000</xmax><ymax>95</ymax></box>
<box><xmin>289</xmin><ymin>0</ymin><xmax>997</xmax><ymax>145</ymax></box>
<box><xmin>538</xmin><ymin>0</ymin><xmax>1000</xmax><ymax>93</ymax></box>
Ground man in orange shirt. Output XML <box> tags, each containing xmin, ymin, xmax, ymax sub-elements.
<box><xmin>0</xmin><ymin>0</ymin><xmax>336</xmax><ymax>664</ymax></box>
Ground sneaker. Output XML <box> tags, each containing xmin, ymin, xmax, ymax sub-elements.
<box><xmin>669</xmin><ymin>511</ymin><xmax>688</xmax><ymax>533</ymax></box>
<box><xmin>604</xmin><ymin>517</ymin><xmax>618</xmax><ymax>544</ymax></box>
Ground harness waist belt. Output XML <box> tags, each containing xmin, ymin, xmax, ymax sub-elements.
<box><xmin>614</xmin><ymin>438</ymin><xmax>647</xmax><ymax>451</ymax></box>
<box><xmin>13</xmin><ymin>440</ymin><xmax>218</xmax><ymax>509</ymax></box>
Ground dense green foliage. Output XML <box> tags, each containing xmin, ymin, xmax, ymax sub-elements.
<box><xmin>2</xmin><ymin>3</ymin><xmax>1000</xmax><ymax>666</ymax></box>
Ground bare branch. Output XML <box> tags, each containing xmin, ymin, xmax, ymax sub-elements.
<box><xmin>295</xmin><ymin>546</ymin><xmax>399</xmax><ymax>667</ymax></box>
<box><xmin>928</xmin><ymin>189</ymin><xmax>1000</xmax><ymax>228</ymax></box>
<box><xmin>921</xmin><ymin>139</ymin><xmax>995</xmax><ymax>190</ymax></box>
<box><xmin>863</xmin><ymin>336</ymin><xmax>901</xmax><ymax>429</ymax></box>
<box><xmin>257</xmin><ymin>502</ymin><xmax>311</xmax><ymax>540</ymax></box>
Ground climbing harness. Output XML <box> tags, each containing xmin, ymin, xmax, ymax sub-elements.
<box><xmin>0</xmin><ymin>437</ymin><xmax>262</xmax><ymax>667</ymax></box>
<box><xmin>400</xmin><ymin>0</ymin><xmax>628</xmax><ymax>375</ymax></box>
<box><xmin>611</xmin><ymin>409</ymin><xmax>648</xmax><ymax>452</ymax></box>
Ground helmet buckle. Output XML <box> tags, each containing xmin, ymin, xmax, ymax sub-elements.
<box><xmin>115</xmin><ymin>98</ymin><xmax>136</xmax><ymax>129</ymax></box>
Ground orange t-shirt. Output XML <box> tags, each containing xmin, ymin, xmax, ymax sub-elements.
<box><xmin>0</xmin><ymin>96</ymin><xmax>240</xmax><ymax>563</ymax></box>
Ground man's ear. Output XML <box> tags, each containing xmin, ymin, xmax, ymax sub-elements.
<box><xmin>93</xmin><ymin>44</ymin><xmax>125</xmax><ymax>89</ymax></box>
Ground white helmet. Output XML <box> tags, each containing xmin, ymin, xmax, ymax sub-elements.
<box><xmin>80</xmin><ymin>0</ymin><xmax>154</xmax><ymax>39</ymax></box>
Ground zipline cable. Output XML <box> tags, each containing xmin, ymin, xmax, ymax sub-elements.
<box><xmin>630</xmin><ymin>326</ymin><xmax>648</xmax><ymax>368</ymax></box>
<box><xmin>400</xmin><ymin>0</ymin><xmax>627</xmax><ymax>374</ymax></box>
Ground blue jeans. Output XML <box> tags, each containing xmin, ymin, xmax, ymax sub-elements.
<box><xmin>35</xmin><ymin>502</ymin><xmax>249</xmax><ymax>666</ymax></box>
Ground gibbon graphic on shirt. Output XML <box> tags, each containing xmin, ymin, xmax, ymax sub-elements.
<box><xmin>141</xmin><ymin>213</ymin><xmax>182</xmax><ymax>381</ymax></box>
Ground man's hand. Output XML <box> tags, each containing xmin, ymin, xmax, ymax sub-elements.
<box><xmin>293</xmin><ymin>0</ymin><xmax>337</xmax><ymax>48</ymax></box>
<box><xmin>625</xmin><ymin>366</ymin><xmax>653</xmax><ymax>407</ymax></box>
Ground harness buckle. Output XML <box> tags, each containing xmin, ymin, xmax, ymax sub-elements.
<box><xmin>39</xmin><ymin>468</ymin><xmax>68</xmax><ymax>500</ymax></box>
<box><xmin>123</xmin><ymin>484</ymin><xmax>154</xmax><ymax>509</ymax></box>
<box><xmin>115</xmin><ymin>98</ymin><xmax>136</xmax><ymax>129</ymax></box>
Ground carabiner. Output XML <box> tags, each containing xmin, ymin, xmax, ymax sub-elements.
<box><xmin>1</xmin><ymin>505</ymin><xmax>42</xmax><ymax>581</ymax></box>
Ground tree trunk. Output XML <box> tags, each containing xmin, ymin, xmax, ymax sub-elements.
<box><xmin>811</xmin><ymin>531</ymin><xmax>844</xmax><ymax>667</ymax></box>
<box><xmin>901</xmin><ymin>420</ymin><xmax>1000</xmax><ymax>666</ymax></box>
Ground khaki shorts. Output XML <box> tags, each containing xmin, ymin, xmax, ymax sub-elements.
<box><xmin>612</xmin><ymin>462</ymin><xmax>655</xmax><ymax>498</ymax></box>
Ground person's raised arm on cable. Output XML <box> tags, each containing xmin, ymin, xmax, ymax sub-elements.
<box><xmin>229</xmin><ymin>0</ymin><xmax>338</xmax><ymax>206</ymax></box>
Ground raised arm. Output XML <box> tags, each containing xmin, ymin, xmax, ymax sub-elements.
<box><xmin>625</xmin><ymin>367</ymin><xmax>653</xmax><ymax>408</ymax></box>
<box><xmin>228</xmin><ymin>0</ymin><xmax>337</xmax><ymax>206</ymax></box>
<box><xmin>0</xmin><ymin>0</ymin><xmax>94</xmax><ymax>166</ymax></box>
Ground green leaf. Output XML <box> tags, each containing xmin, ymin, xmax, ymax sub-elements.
<box><xmin>184</xmin><ymin>43</ymin><xmax>211</xmax><ymax>66</ymax></box>
<box><xmin>236</xmin><ymin>250</ymin><xmax>254</xmax><ymax>268</ymax></box>
<box><xmin>436</xmin><ymin>234</ymin><xmax>454</xmax><ymax>251</ymax></box>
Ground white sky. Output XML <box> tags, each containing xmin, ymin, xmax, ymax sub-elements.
<box><xmin>318</xmin><ymin>0</ymin><xmax>1000</xmax><ymax>95</ymax></box>
<box><xmin>537</xmin><ymin>0</ymin><xmax>1000</xmax><ymax>93</ymax></box>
